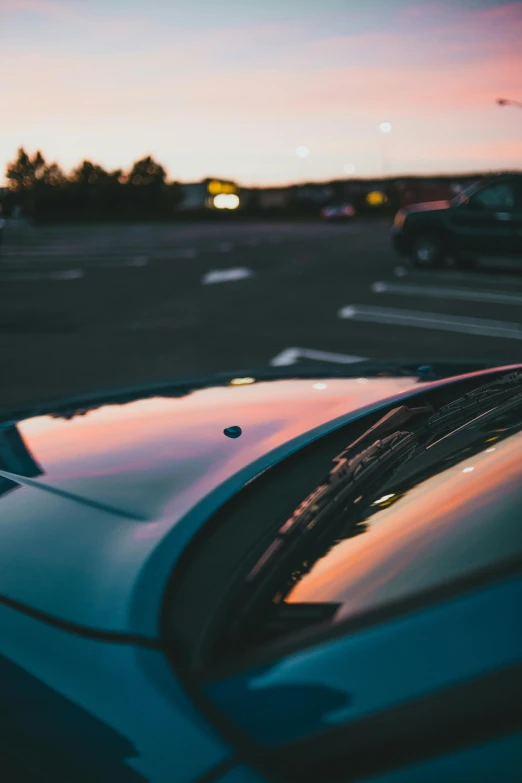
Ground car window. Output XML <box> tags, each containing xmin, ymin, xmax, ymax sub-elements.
<box><xmin>469</xmin><ymin>182</ymin><xmax>515</xmax><ymax>210</ymax></box>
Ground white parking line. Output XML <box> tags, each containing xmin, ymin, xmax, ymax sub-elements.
<box><xmin>270</xmin><ymin>347</ymin><xmax>367</xmax><ymax>366</ymax></box>
<box><xmin>202</xmin><ymin>267</ymin><xmax>253</xmax><ymax>284</ymax></box>
<box><xmin>371</xmin><ymin>281</ymin><xmax>522</xmax><ymax>305</ymax></box>
<box><xmin>339</xmin><ymin>304</ymin><xmax>522</xmax><ymax>340</ymax></box>
<box><xmin>128</xmin><ymin>256</ymin><xmax>149</xmax><ymax>266</ymax></box>
<box><xmin>0</xmin><ymin>269</ymin><xmax>84</xmax><ymax>282</ymax></box>
<box><xmin>405</xmin><ymin>267</ymin><xmax>522</xmax><ymax>287</ymax></box>
<box><xmin>104</xmin><ymin>256</ymin><xmax>150</xmax><ymax>268</ymax></box>
<box><xmin>1</xmin><ymin>247</ymin><xmax>86</xmax><ymax>257</ymax></box>
<box><xmin>2</xmin><ymin>247</ymin><xmax>197</xmax><ymax>260</ymax></box>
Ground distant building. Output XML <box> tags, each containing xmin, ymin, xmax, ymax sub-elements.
<box><xmin>178</xmin><ymin>178</ymin><xmax>241</xmax><ymax>211</ymax></box>
<box><xmin>295</xmin><ymin>184</ymin><xmax>334</xmax><ymax>204</ymax></box>
<box><xmin>256</xmin><ymin>188</ymin><xmax>290</xmax><ymax>209</ymax></box>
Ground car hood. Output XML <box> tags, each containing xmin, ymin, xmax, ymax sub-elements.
<box><xmin>405</xmin><ymin>199</ymin><xmax>451</xmax><ymax>214</ymax></box>
<box><xmin>0</xmin><ymin>369</ymin><xmax>507</xmax><ymax>637</ymax></box>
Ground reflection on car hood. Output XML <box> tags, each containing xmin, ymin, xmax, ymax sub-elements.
<box><xmin>0</xmin><ymin>375</ymin><xmax>425</xmax><ymax>636</ymax></box>
<box><xmin>405</xmin><ymin>199</ymin><xmax>451</xmax><ymax>214</ymax></box>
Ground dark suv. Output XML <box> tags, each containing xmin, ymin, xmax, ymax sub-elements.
<box><xmin>391</xmin><ymin>174</ymin><xmax>522</xmax><ymax>268</ymax></box>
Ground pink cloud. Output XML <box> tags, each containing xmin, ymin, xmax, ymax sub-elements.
<box><xmin>0</xmin><ymin>0</ymin><xmax>76</xmax><ymax>16</ymax></box>
<box><xmin>1</xmin><ymin>1</ymin><xmax>521</xmax><ymax>183</ymax></box>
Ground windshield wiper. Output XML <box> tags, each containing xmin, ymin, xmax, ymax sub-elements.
<box><xmin>246</xmin><ymin>404</ymin><xmax>431</xmax><ymax>585</ymax></box>
<box><xmin>425</xmin><ymin>370</ymin><xmax>522</xmax><ymax>438</ymax></box>
<box><xmin>245</xmin><ymin>375</ymin><xmax>522</xmax><ymax>586</ymax></box>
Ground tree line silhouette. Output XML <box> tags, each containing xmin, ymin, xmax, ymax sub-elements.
<box><xmin>3</xmin><ymin>148</ymin><xmax>182</xmax><ymax>222</ymax></box>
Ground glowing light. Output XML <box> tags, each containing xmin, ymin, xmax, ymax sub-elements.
<box><xmin>343</xmin><ymin>163</ymin><xmax>355</xmax><ymax>174</ymax></box>
<box><xmin>356</xmin><ymin>378</ymin><xmax>369</xmax><ymax>384</ymax></box>
<box><xmin>485</xmin><ymin>447</ymin><xmax>496</xmax><ymax>453</ymax></box>
<box><xmin>366</xmin><ymin>191</ymin><xmax>388</xmax><ymax>206</ymax></box>
<box><xmin>208</xmin><ymin>180</ymin><xmax>237</xmax><ymax>195</ymax></box>
<box><xmin>379</xmin><ymin>121</ymin><xmax>392</xmax><ymax>133</ymax></box>
<box><xmin>229</xmin><ymin>377</ymin><xmax>255</xmax><ymax>386</ymax></box>
<box><xmin>213</xmin><ymin>193</ymin><xmax>240</xmax><ymax>210</ymax></box>
<box><xmin>313</xmin><ymin>383</ymin><xmax>327</xmax><ymax>390</ymax></box>
<box><xmin>371</xmin><ymin>493</ymin><xmax>396</xmax><ymax>506</ymax></box>
<box><xmin>462</xmin><ymin>467</ymin><xmax>475</xmax><ymax>473</ymax></box>
<box><xmin>296</xmin><ymin>146</ymin><xmax>310</xmax><ymax>158</ymax></box>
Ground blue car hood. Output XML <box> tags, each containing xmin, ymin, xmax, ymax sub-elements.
<box><xmin>0</xmin><ymin>373</ymin><xmax>467</xmax><ymax>637</ymax></box>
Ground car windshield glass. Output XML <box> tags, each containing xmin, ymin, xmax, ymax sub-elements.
<box><xmin>451</xmin><ymin>181</ymin><xmax>482</xmax><ymax>205</ymax></box>
<box><xmin>469</xmin><ymin>183</ymin><xmax>515</xmax><ymax>210</ymax></box>
<box><xmin>283</xmin><ymin>429</ymin><xmax>522</xmax><ymax>623</ymax></box>
<box><xmin>219</xmin><ymin>400</ymin><xmax>522</xmax><ymax>653</ymax></box>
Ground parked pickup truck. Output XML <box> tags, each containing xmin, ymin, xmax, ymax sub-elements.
<box><xmin>391</xmin><ymin>174</ymin><xmax>522</xmax><ymax>268</ymax></box>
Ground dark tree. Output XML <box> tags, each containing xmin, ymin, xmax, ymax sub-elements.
<box><xmin>42</xmin><ymin>162</ymin><xmax>66</xmax><ymax>188</ymax></box>
<box><xmin>4</xmin><ymin>149</ymin><xmax>180</xmax><ymax>222</ymax></box>
<box><xmin>6</xmin><ymin>148</ymin><xmax>46</xmax><ymax>192</ymax></box>
<box><xmin>127</xmin><ymin>155</ymin><xmax>166</xmax><ymax>187</ymax></box>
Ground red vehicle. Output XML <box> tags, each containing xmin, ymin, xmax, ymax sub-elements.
<box><xmin>320</xmin><ymin>203</ymin><xmax>356</xmax><ymax>221</ymax></box>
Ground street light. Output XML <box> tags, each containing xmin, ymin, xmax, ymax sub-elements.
<box><xmin>497</xmin><ymin>98</ymin><xmax>522</xmax><ymax>109</ymax></box>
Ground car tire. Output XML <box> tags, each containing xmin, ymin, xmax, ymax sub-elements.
<box><xmin>410</xmin><ymin>233</ymin><xmax>445</xmax><ymax>268</ymax></box>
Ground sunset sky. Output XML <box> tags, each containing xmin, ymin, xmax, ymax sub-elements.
<box><xmin>1</xmin><ymin>0</ymin><xmax>521</xmax><ymax>186</ymax></box>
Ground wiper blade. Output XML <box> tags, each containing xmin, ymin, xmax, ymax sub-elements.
<box><xmin>426</xmin><ymin>389</ymin><xmax>522</xmax><ymax>450</ymax></box>
<box><xmin>246</xmin><ymin>405</ymin><xmax>431</xmax><ymax>584</ymax></box>
<box><xmin>330</xmin><ymin>404</ymin><xmax>432</xmax><ymax>463</ymax></box>
<box><xmin>426</xmin><ymin>370</ymin><xmax>522</xmax><ymax>435</ymax></box>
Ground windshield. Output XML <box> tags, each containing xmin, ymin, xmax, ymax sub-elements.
<box><xmin>1</xmin><ymin>2</ymin><xmax>521</xmax><ymax>409</ymax></box>
<box><xmin>285</xmin><ymin>428</ymin><xmax>522</xmax><ymax>623</ymax></box>
<box><xmin>450</xmin><ymin>181</ymin><xmax>482</xmax><ymax>206</ymax></box>
<box><xmin>216</xmin><ymin>401</ymin><xmax>522</xmax><ymax>655</ymax></box>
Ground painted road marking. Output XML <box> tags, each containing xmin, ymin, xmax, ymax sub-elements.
<box><xmin>406</xmin><ymin>267</ymin><xmax>522</xmax><ymax>287</ymax></box>
<box><xmin>2</xmin><ymin>247</ymin><xmax>197</xmax><ymax>260</ymax></box>
<box><xmin>128</xmin><ymin>256</ymin><xmax>149</xmax><ymax>266</ymax></box>
<box><xmin>339</xmin><ymin>304</ymin><xmax>522</xmax><ymax>340</ymax></box>
<box><xmin>104</xmin><ymin>256</ymin><xmax>150</xmax><ymax>268</ymax></box>
<box><xmin>371</xmin><ymin>281</ymin><xmax>522</xmax><ymax>305</ymax></box>
<box><xmin>49</xmin><ymin>269</ymin><xmax>84</xmax><ymax>280</ymax></box>
<box><xmin>270</xmin><ymin>347</ymin><xmax>367</xmax><ymax>367</ymax></box>
<box><xmin>393</xmin><ymin>265</ymin><xmax>522</xmax><ymax>288</ymax></box>
<box><xmin>202</xmin><ymin>267</ymin><xmax>253</xmax><ymax>284</ymax></box>
<box><xmin>0</xmin><ymin>269</ymin><xmax>84</xmax><ymax>282</ymax></box>
<box><xmin>1</xmin><ymin>247</ymin><xmax>87</xmax><ymax>256</ymax></box>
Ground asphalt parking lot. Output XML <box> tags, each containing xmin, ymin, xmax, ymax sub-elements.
<box><xmin>1</xmin><ymin>218</ymin><xmax>522</xmax><ymax>410</ymax></box>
